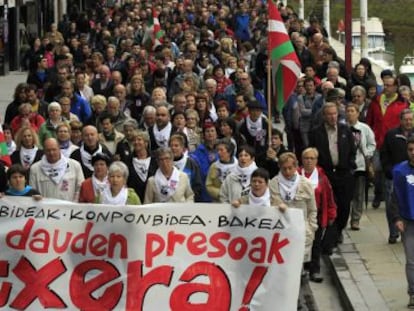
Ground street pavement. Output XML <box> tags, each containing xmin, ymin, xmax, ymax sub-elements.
<box><xmin>0</xmin><ymin>71</ymin><xmax>407</xmax><ymax>311</ymax></box>
<box><xmin>327</xmin><ymin>195</ymin><xmax>408</xmax><ymax>311</ymax></box>
<box><xmin>0</xmin><ymin>71</ymin><xmax>27</xmax><ymax>119</ymax></box>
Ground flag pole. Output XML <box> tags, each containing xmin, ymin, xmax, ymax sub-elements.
<box><xmin>267</xmin><ymin>58</ymin><xmax>272</xmax><ymax>147</ymax></box>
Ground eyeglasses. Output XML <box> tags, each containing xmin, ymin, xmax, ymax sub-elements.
<box><xmin>303</xmin><ymin>157</ymin><xmax>316</xmax><ymax>160</ymax></box>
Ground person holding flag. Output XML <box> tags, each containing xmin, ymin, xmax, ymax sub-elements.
<box><xmin>0</xmin><ymin>123</ymin><xmax>11</xmax><ymax>167</ymax></box>
<box><xmin>267</xmin><ymin>0</ymin><xmax>302</xmax><ymax>130</ymax></box>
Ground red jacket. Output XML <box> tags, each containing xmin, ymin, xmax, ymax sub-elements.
<box><xmin>299</xmin><ymin>166</ymin><xmax>337</xmax><ymax>228</ymax></box>
<box><xmin>10</xmin><ymin>113</ymin><xmax>45</xmax><ymax>135</ymax></box>
<box><xmin>79</xmin><ymin>178</ymin><xmax>96</xmax><ymax>203</ymax></box>
<box><xmin>366</xmin><ymin>95</ymin><xmax>407</xmax><ymax>149</ymax></box>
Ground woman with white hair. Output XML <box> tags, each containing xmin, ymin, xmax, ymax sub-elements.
<box><xmin>144</xmin><ymin>147</ymin><xmax>194</xmax><ymax>203</ymax></box>
<box><xmin>139</xmin><ymin>105</ymin><xmax>157</xmax><ymax>131</ymax></box>
<box><xmin>38</xmin><ymin>102</ymin><xmax>68</xmax><ymax>147</ymax></box>
<box><xmin>100</xmin><ymin>161</ymin><xmax>141</xmax><ymax>205</ymax></box>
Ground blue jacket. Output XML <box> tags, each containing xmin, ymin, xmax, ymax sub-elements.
<box><xmin>393</xmin><ymin>161</ymin><xmax>414</xmax><ymax>221</ymax></box>
<box><xmin>183</xmin><ymin>157</ymin><xmax>203</xmax><ymax>202</ymax></box>
<box><xmin>234</xmin><ymin>13</ymin><xmax>251</xmax><ymax>41</ymax></box>
<box><xmin>70</xmin><ymin>93</ymin><xmax>92</xmax><ymax>124</ymax></box>
<box><xmin>224</xmin><ymin>84</ymin><xmax>267</xmax><ymax>114</ymax></box>
<box><xmin>190</xmin><ymin>144</ymin><xmax>218</xmax><ymax>202</ymax></box>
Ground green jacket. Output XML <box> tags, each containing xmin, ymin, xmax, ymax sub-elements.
<box><xmin>95</xmin><ymin>188</ymin><xmax>141</xmax><ymax>205</ymax></box>
<box><xmin>126</xmin><ymin>188</ymin><xmax>141</xmax><ymax>205</ymax></box>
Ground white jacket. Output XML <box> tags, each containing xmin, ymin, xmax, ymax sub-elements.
<box><xmin>29</xmin><ymin>158</ymin><xmax>85</xmax><ymax>201</ymax></box>
<box><xmin>350</xmin><ymin>121</ymin><xmax>376</xmax><ymax>172</ymax></box>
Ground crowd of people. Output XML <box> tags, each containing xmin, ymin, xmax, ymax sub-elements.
<box><xmin>3</xmin><ymin>0</ymin><xmax>414</xmax><ymax>308</ymax></box>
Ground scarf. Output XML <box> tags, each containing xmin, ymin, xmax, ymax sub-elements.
<box><xmin>235</xmin><ymin>162</ymin><xmax>258</xmax><ymax>193</ymax></box>
<box><xmin>249</xmin><ymin>188</ymin><xmax>271</xmax><ymax>207</ymax></box>
<box><xmin>80</xmin><ymin>144</ymin><xmax>103</xmax><ymax>171</ymax></box>
<box><xmin>92</xmin><ymin>175</ymin><xmax>109</xmax><ymax>198</ymax></box>
<box><xmin>174</xmin><ymin>155</ymin><xmax>188</xmax><ymax>171</ymax></box>
<box><xmin>132</xmin><ymin>157</ymin><xmax>151</xmax><ymax>181</ymax></box>
<box><xmin>153</xmin><ymin>123</ymin><xmax>172</xmax><ymax>148</ymax></box>
<box><xmin>154</xmin><ymin>167</ymin><xmax>180</xmax><ymax>202</ymax></box>
<box><xmin>103</xmin><ymin>131</ymin><xmax>116</xmax><ymax>141</ymax></box>
<box><xmin>59</xmin><ymin>140</ymin><xmax>73</xmax><ymax>158</ymax></box>
<box><xmin>7</xmin><ymin>140</ymin><xmax>16</xmax><ymax>155</ymax></box>
<box><xmin>301</xmin><ymin>168</ymin><xmax>319</xmax><ymax>190</ymax></box>
<box><xmin>215</xmin><ymin>158</ymin><xmax>238</xmax><ymax>182</ymax></box>
<box><xmin>101</xmin><ymin>186</ymin><xmax>128</xmax><ymax>205</ymax></box>
<box><xmin>20</xmin><ymin>146</ymin><xmax>38</xmax><ymax>168</ymax></box>
<box><xmin>40</xmin><ymin>154</ymin><xmax>68</xmax><ymax>185</ymax></box>
<box><xmin>379</xmin><ymin>93</ymin><xmax>399</xmax><ymax>115</ymax></box>
<box><xmin>246</xmin><ymin>116</ymin><xmax>263</xmax><ymax>138</ymax></box>
<box><xmin>277</xmin><ymin>172</ymin><xmax>300</xmax><ymax>202</ymax></box>
<box><xmin>6</xmin><ymin>185</ymin><xmax>33</xmax><ymax>196</ymax></box>
<box><xmin>47</xmin><ymin>118</ymin><xmax>62</xmax><ymax>130</ymax></box>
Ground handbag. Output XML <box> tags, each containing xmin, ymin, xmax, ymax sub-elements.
<box><xmin>358</xmin><ymin>144</ymin><xmax>375</xmax><ymax>181</ymax></box>
<box><xmin>364</xmin><ymin>156</ymin><xmax>375</xmax><ymax>181</ymax></box>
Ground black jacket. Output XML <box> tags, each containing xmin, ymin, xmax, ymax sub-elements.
<box><xmin>380</xmin><ymin>127</ymin><xmax>414</xmax><ymax>179</ymax></box>
<box><xmin>308</xmin><ymin>123</ymin><xmax>356</xmax><ymax>174</ymax></box>
<box><xmin>70</xmin><ymin>144</ymin><xmax>112</xmax><ymax>178</ymax></box>
<box><xmin>127</xmin><ymin>156</ymin><xmax>158</xmax><ymax>202</ymax></box>
<box><xmin>261</xmin><ymin>145</ymin><xmax>288</xmax><ymax>178</ymax></box>
<box><xmin>239</xmin><ymin>116</ymin><xmax>269</xmax><ymax>167</ymax></box>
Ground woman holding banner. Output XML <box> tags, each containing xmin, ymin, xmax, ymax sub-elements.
<box><xmin>100</xmin><ymin>161</ymin><xmax>141</xmax><ymax>205</ymax></box>
<box><xmin>5</xmin><ymin>164</ymin><xmax>41</xmax><ymax>198</ymax></box>
<box><xmin>79</xmin><ymin>153</ymin><xmax>111</xmax><ymax>203</ymax></box>
<box><xmin>231</xmin><ymin>168</ymin><xmax>287</xmax><ymax>210</ymax></box>
<box><xmin>144</xmin><ymin>147</ymin><xmax>194</xmax><ymax>204</ymax></box>
<box><xmin>269</xmin><ymin>152</ymin><xmax>318</xmax><ymax>263</ymax></box>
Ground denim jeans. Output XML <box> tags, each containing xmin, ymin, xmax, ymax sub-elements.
<box><xmin>351</xmin><ymin>173</ymin><xmax>365</xmax><ymax>224</ymax></box>
<box><xmin>385</xmin><ymin>179</ymin><xmax>398</xmax><ymax>238</ymax></box>
<box><xmin>373</xmin><ymin>150</ymin><xmax>385</xmax><ymax>201</ymax></box>
<box><xmin>402</xmin><ymin>220</ymin><xmax>414</xmax><ymax>295</ymax></box>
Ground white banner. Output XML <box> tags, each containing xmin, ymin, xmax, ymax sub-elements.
<box><xmin>0</xmin><ymin>197</ymin><xmax>305</xmax><ymax>310</ymax></box>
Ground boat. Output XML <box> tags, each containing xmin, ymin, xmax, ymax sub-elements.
<box><xmin>399</xmin><ymin>55</ymin><xmax>414</xmax><ymax>86</ymax></box>
<box><xmin>350</xmin><ymin>17</ymin><xmax>386</xmax><ymax>53</ymax></box>
<box><xmin>338</xmin><ymin>17</ymin><xmax>394</xmax><ymax>68</ymax></box>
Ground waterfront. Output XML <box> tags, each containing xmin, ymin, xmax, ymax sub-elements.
<box><xmin>298</xmin><ymin>0</ymin><xmax>414</xmax><ymax>72</ymax></box>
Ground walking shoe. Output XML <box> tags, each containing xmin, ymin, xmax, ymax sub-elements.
<box><xmin>388</xmin><ymin>235</ymin><xmax>399</xmax><ymax>244</ymax></box>
<box><xmin>372</xmin><ymin>199</ymin><xmax>381</xmax><ymax>209</ymax></box>
<box><xmin>309</xmin><ymin>272</ymin><xmax>323</xmax><ymax>283</ymax></box>
<box><xmin>408</xmin><ymin>295</ymin><xmax>414</xmax><ymax>309</ymax></box>
<box><xmin>351</xmin><ymin>222</ymin><xmax>360</xmax><ymax>231</ymax></box>
<box><xmin>337</xmin><ymin>233</ymin><xmax>344</xmax><ymax>244</ymax></box>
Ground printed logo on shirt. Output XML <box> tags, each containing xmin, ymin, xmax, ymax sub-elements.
<box><xmin>406</xmin><ymin>175</ymin><xmax>414</xmax><ymax>186</ymax></box>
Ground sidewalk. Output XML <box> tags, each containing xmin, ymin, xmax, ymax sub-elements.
<box><xmin>0</xmin><ymin>71</ymin><xmax>27</xmax><ymax>119</ymax></box>
<box><xmin>324</xmin><ymin>197</ymin><xmax>407</xmax><ymax>311</ymax></box>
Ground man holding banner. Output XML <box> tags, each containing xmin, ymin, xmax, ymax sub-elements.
<box><xmin>29</xmin><ymin>138</ymin><xmax>84</xmax><ymax>202</ymax></box>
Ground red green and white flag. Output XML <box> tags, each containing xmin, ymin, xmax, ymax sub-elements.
<box><xmin>268</xmin><ymin>0</ymin><xmax>301</xmax><ymax>111</ymax></box>
<box><xmin>0</xmin><ymin>125</ymin><xmax>11</xmax><ymax>167</ymax></box>
<box><xmin>152</xmin><ymin>8</ymin><xmax>165</xmax><ymax>48</ymax></box>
